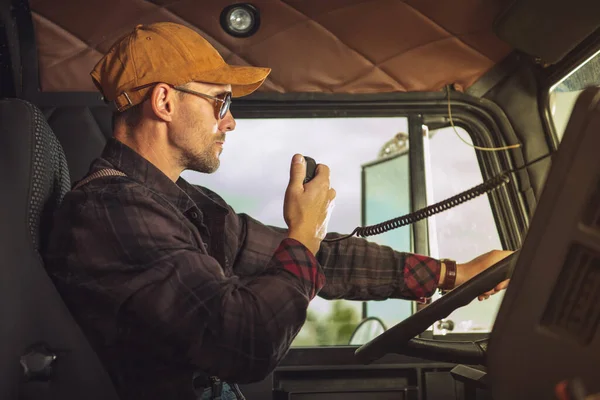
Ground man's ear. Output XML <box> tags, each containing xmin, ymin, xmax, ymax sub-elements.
<box><xmin>149</xmin><ymin>83</ymin><xmax>176</xmax><ymax>122</ymax></box>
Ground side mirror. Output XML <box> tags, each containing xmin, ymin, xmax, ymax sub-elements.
<box><xmin>348</xmin><ymin>317</ymin><xmax>387</xmax><ymax>345</ymax></box>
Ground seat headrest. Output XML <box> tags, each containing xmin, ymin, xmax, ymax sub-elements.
<box><xmin>0</xmin><ymin>98</ymin><xmax>71</xmax><ymax>253</ymax></box>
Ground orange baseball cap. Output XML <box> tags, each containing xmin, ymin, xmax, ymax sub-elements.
<box><xmin>91</xmin><ymin>22</ymin><xmax>271</xmax><ymax>112</ymax></box>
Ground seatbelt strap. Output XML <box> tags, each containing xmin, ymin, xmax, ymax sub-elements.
<box><xmin>72</xmin><ymin>168</ymin><xmax>127</xmax><ymax>190</ymax></box>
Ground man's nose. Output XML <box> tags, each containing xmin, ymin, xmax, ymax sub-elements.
<box><xmin>220</xmin><ymin>111</ymin><xmax>236</xmax><ymax>132</ymax></box>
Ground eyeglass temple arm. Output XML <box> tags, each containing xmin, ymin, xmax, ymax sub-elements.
<box><xmin>172</xmin><ymin>86</ymin><xmax>225</xmax><ymax>103</ymax></box>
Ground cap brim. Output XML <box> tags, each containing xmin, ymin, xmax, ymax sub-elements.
<box><xmin>192</xmin><ymin>64</ymin><xmax>271</xmax><ymax>98</ymax></box>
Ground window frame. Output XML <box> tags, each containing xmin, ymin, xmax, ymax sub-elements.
<box><xmin>31</xmin><ymin>89</ymin><xmax>525</xmax><ymax>345</ymax></box>
<box><xmin>33</xmin><ymin>90</ymin><xmax>526</xmax><ymax>250</ymax></box>
<box><xmin>230</xmin><ymin>92</ymin><xmax>526</xmax><ymax>343</ymax></box>
<box><xmin>226</xmin><ymin>91</ymin><xmax>526</xmax><ymax>251</ymax></box>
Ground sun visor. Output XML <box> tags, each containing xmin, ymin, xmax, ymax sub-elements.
<box><xmin>494</xmin><ymin>0</ymin><xmax>600</xmax><ymax>64</ymax></box>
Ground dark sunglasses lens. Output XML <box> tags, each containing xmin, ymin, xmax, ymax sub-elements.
<box><xmin>219</xmin><ymin>93</ymin><xmax>232</xmax><ymax>119</ymax></box>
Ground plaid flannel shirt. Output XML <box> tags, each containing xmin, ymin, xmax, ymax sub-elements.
<box><xmin>44</xmin><ymin>138</ymin><xmax>441</xmax><ymax>400</ymax></box>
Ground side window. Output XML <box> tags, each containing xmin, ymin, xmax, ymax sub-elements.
<box><xmin>182</xmin><ymin>117</ymin><xmax>410</xmax><ymax>346</ymax></box>
<box><xmin>425</xmin><ymin>125</ymin><xmax>503</xmax><ymax>334</ymax></box>
<box><xmin>549</xmin><ymin>50</ymin><xmax>600</xmax><ymax>142</ymax></box>
<box><xmin>182</xmin><ymin>117</ymin><xmax>505</xmax><ymax>342</ymax></box>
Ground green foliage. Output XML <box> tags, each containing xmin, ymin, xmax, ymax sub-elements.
<box><xmin>292</xmin><ymin>300</ymin><xmax>361</xmax><ymax>346</ymax></box>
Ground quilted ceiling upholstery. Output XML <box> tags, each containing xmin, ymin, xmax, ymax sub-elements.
<box><xmin>29</xmin><ymin>0</ymin><xmax>513</xmax><ymax>94</ymax></box>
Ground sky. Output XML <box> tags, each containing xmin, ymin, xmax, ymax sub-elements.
<box><xmin>182</xmin><ymin>117</ymin><xmax>410</xmax><ymax>235</ymax></box>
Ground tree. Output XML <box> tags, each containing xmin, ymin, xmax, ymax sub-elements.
<box><xmin>292</xmin><ymin>300</ymin><xmax>361</xmax><ymax>346</ymax></box>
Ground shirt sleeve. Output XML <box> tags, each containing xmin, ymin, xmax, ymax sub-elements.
<box><xmin>234</xmin><ymin>213</ymin><xmax>441</xmax><ymax>301</ymax></box>
<box><xmin>58</xmin><ymin>186</ymin><xmax>324</xmax><ymax>384</ymax></box>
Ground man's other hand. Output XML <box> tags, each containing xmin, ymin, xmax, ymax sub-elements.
<box><xmin>455</xmin><ymin>250</ymin><xmax>514</xmax><ymax>301</ymax></box>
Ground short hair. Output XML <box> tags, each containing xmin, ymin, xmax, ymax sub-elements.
<box><xmin>112</xmin><ymin>101</ymin><xmax>145</xmax><ymax>132</ymax></box>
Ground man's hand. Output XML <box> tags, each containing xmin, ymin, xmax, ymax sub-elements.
<box><xmin>454</xmin><ymin>250</ymin><xmax>514</xmax><ymax>301</ymax></box>
<box><xmin>284</xmin><ymin>154</ymin><xmax>336</xmax><ymax>255</ymax></box>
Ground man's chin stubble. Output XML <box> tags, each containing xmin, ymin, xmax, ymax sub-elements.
<box><xmin>189</xmin><ymin>157</ymin><xmax>220</xmax><ymax>174</ymax></box>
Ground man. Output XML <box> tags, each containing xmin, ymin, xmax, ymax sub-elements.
<box><xmin>44</xmin><ymin>22</ymin><xmax>511</xmax><ymax>400</ymax></box>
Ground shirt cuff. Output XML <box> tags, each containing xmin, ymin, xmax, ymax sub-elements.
<box><xmin>273</xmin><ymin>238</ymin><xmax>326</xmax><ymax>299</ymax></box>
<box><xmin>403</xmin><ymin>254</ymin><xmax>442</xmax><ymax>301</ymax></box>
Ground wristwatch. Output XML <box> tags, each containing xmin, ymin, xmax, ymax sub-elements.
<box><xmin>439</xmin><ymin>258</ymin><xmax>457</xmax><ymax>294</ymax></box>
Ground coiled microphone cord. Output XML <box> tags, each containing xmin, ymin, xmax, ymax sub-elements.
<box><xmin>323</xmin><ymin>152</ymin><xmax>553</xmax><ymax>242</ymax></box>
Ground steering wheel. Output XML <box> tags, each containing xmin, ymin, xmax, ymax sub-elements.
<box><xmin>354</xmin><ymin>252</ymin><xmax>520</xmax><ymax>364</ymax></box>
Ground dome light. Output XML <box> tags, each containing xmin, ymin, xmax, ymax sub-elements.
<box><xmin>220</xmin><ymin>4</ymin><xmax>260</xmax><ymax>38</ymax></box>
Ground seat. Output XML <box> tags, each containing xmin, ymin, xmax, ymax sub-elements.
<box><xmin>41</xmin><ymin>105</ymin><xmax>113</xmax><ymax>184</ymax></box>
<box><xmin>0</xmin><ymin>98</ymin><xmax>119</xmax><ymax>400</ymax></box>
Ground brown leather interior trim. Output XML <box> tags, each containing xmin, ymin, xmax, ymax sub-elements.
<box><xmin>29</xmin><ymin>0</ymin><xmax>512</xmax><ymax>94</ymax></box>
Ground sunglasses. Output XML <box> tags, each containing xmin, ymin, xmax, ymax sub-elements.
<box><xmin>173</xmin><ymin>85</ymin><xmax>232</xmax><ymax>120</ymax></box>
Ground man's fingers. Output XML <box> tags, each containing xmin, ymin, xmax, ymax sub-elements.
<box><xmin>479</xmin><ymin>290</ymin><xmax>493</xmax><ymax>300</ymax></box>
<box><xmin>328</xmin><ymin>188</ymin><xmax>337</xmax><ymax>200</ymax></box>
<box><xmin>495</xmin><ymin>279</ymin><xmax>510</xmax><ymax>291</ymax></box>
<box><xmin>315</xmin><ymin>164</ymin><xmax>331</xmax><ymax>183</ymax></box>
<box><xmin>289</xmin><ymin>154</ymin><xmax>306</xmax><ymax>188</ymax></box>
<box><xmin>478</xmin><ymin>279</ymin><xmax>510</xmax><ymax>301</ymax></box>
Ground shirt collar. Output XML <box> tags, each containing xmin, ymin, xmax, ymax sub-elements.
<box><xmin>98</xmin><ymin>138</ymin><xmax>227</xmax><ymax>215</ymax></box>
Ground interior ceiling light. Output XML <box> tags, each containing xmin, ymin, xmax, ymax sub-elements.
<box><xmin>220</xmin><ymin>3</ymin><xmax>260</xmax><ymax>38</ymax></box>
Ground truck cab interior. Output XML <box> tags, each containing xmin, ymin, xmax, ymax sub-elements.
<box><xmin>1</xmin><ymin>0</ymin><xmax>599</xmax><ymax>399</ymax></box>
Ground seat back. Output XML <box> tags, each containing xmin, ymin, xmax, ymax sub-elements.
<box><xmin>0</xmin><ymin>98</ymin><xmax>119</xmax><ymax>400</ymax></box>
<box><xmin>41</xmin><ymin>104</ymin><xmax>113</xmax><ymax>183</ymax></box>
